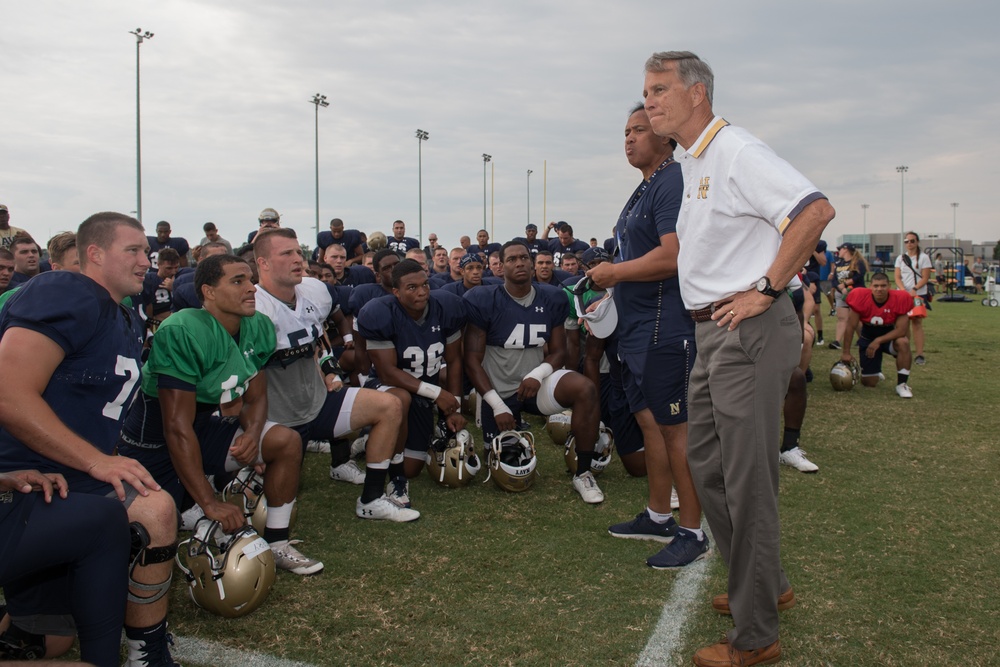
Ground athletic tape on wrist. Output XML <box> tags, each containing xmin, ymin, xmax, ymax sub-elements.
<box><xmin>482</xmin><ymin>389</ymin><xmax>512</xmax><ymax>415</ymax></box>
<box><xmin>523</xmin><ymin>362</ymin><xmax>554</xmax><ymax>384</ymax></box>
<box><xmin>417</xmin><ymin>381</ymin><xmax>442</xmax><ymax>401</ymax></box>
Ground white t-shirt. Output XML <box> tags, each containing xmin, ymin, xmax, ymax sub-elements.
<box><xmin>675</xmin><ymin>117</ymin><xmax>825</xmax><ymax>310</ymax></box>
<box><xmin>254</xmin><ymin>277</ymin><xmax>334</xmax><ymax>425</ymax></box>
<box><xmin>894</xmin><ymin>252</ymin><xmax>932</xmax><ymax>295</ymax></box>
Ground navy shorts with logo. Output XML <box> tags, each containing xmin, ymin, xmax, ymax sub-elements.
<box><xmin>620</xmin><ymin>340</ymin><xmax>694</xmax><ymax>426</ymax></box>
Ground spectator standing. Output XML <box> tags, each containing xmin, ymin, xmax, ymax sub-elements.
<box><xmin>894</xmin><ymin>232</ymin><xmax>931</xmax><ymax>365</ymax></box>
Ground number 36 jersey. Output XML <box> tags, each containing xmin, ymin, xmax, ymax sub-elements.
<box><xmin>0</xmin><ymin>272</ymin><xmax>145</xmax><ymax>492</ymax></box>
<box><xmin>463</xmin><ymin>283</ymin><xmax>568</xmax><ymax>397</ymax></box>
<box><xmin>356</xmin><ymin>291</ymin><xmax>466</xmax><ymax>385</ymax></box>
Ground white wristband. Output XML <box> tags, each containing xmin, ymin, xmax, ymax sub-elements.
<box><xmin>523</xmin><ymin>362</ymin><xmax>554</xmax><ymax>384</ymax></box>
<box><xmin>342</xmin><ymin>333</ymin><xmax>354</xmax><ymax>343</ymax></box>
<box><xmin>417</xmin><ymin>381</ymin><xmax>442</xmax><ymax>401</ymax></box>
<box><xmin>482</xmin><ymin>389</ymin><xmax>512</xmax><ymax>416</ymax></box>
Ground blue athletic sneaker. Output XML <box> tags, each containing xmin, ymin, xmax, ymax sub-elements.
<box><xmin>646</xmin><ymin>527</ymin><xmax>709</xmax><ymax>569</ymax></box>
<box><xmin>608</xmin><ymin>511</ymin><xmax>677</xmax><ymax>543</ymax></box>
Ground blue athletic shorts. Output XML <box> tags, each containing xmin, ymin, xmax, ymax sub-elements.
<box><xmin>620</xmin><ymin>340</ymin><xmax>694</xmax><ymax>426</ymax></box>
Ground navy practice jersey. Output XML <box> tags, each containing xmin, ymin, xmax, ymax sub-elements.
<box><xmin>387</xmin><ymin>236</ymin><xmax>420</xmax><ymax>253</ymax></box>
<box><xmin>464</xmin><ymin>283</ymin><xmax>568</xmax><ymax>396</ymax></box>
<box><xmin>316</xmin><ymin>229</ymin><xmax>364</xmax><ymax>256</ymax></box>
<box><xmin>337</xmin><ymin>265</ymin><xmax>376</xmax><ymax>288</ymax></box>
<box><xmin>429</xmin><ymin>272</ymin><xmax>456</xmax><ymax>288</ymax></box>
<box><xmin>141</xmin><ymin>271</ymin><xmax>173</xmax><ymax>316</ymax></box>
<box><xmin>439</xmin><ymin>276</ymin><xmax>501</xmax><ymax>297</ymax></box>
<box><xmin>347</xmin><ymin>283</ymin><xmax>393</xmax><ymax>318</ymax></box>
<box><xmin>471</xmin><ymin>242</ymin><xmax>502</xmax><ymax>258</ymax></box>
<box><xmin>513</xmin><ymin>237</ymin><xmax>548</xmax><ymax>257</ymax></box>
<box><xmin>171</xmin><ymin>281</ymin><xmax>200</xmax><ymax>312</ymax></box>
<box><xmin>548</xmin><ymin>238</ymin><xmax>589</xmax><ymax>265</ymax></box>
<box><xmin>464</xmin><ymin>283</ymin><xmax>569</xmax><ymax>343</ymax></box>
<box><xmin>328</xmin><ymin>283</ymin><xmax>353</xmax><ymax>317</ymax></box>
<box><xmin>613</xmin><ymin>159</ymin><xmax>693</xmax><ymax>351</ymax></box>
<box><xmin>357</xmin><ymin>291</ymin><xmax>466</xmax><ymax>384</ymax></box>
<box><xmin>146</xmin><ymin>236</ymin><xmax>190</xmax><ymax>270</ymax></box>
<box><xmin>0</xmin><ymin>272</ymin><xmax>145</xmax><ymax>492</ymax></box>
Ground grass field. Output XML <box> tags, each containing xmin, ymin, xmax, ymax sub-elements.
<box><xmin>82</xmin><ymin>299</ymin><xmax>1000</xmax><ymax>665</ymax></box>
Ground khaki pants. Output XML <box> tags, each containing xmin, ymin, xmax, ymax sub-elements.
<box><xmin>687</xmin><ymin>296</ymin><xmax>799</xmax><ymax>649</ymax></box>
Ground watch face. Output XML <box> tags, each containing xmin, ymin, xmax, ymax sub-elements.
<box><xmin>757</xmin><ymin>277</ymin><xmax>768</xmax><ymax>291</ymax></box>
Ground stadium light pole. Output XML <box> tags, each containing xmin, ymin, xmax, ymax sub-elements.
<box><xmin>896</xmin><ymin>165</ymin><xmax>908</xmax><ymax>254</ymax></box>
<box><xmin>861</xmin><ymin>203</ymin><xmax>869</xmax><ymax>258</ymax></box>
<box><xmin>482</xmin><ymin>154</ymin><xmax>491</xmax><ymax>230</ymax></box>
<box><xmin>527</xmin><ymin>169</ymin><xmax>533</xmax><ymax>226</ymax></box>
<box><xmin>129</xmin><ymin>28</ymin><xmax>154</xmax><ymax>223</ymax></box>
<box><xmin>310</xmin><ymin>94</ymin><xmax>329</xmax><ymax>237</ymax></box>
<box><xmin>416</xmin><ymin>129</ymin><xmax>429</xmax><ymax>244</ymax></box>
<box><xmin>951</xmin><ymin>202</ymin><xmax>959</xmax><ymax>246</ymax></box>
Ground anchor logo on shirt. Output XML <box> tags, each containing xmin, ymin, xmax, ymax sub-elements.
<box><xmin>698</xmin><ymin>177</ymin><xmax>710</xmax><ymax>200</ymax></box>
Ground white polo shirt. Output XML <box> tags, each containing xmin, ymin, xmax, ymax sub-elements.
<box><xmin>675</xmin><ymin>116</ymin><xmax>826</xmax><ymax>310</ymax></box>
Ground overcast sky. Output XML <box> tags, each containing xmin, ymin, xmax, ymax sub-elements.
<box><xmin>4</xmin><ymin>1</ymin><xmax>998</xmax><ymax>253</ymax></box>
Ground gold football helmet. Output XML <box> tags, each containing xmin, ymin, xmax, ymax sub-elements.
<box><xmin>427</xmin><ymin>429</ymin><xmax>482</xmax><ymax>488</ymax></box>
<box><xmin>176</xmin><ymin>520</ymin><xmax>276</xmax><ymax>618</ymax></box>
<box><xmin>222</xmin><ymin>467</ymin><xmax>297</xmax><ymax>535</ymax></box>
<box><xmin>545</xmin><ymin>410</ymin><xmax>573</xmax><ymax>447</ymax></box>
<box><xmin>829</xmin><ymin>359</ymin><xmax>860</xmax><ymax>391</ymax></box>
<box><xmin>487</xmin><ymin>430</ymin><xmax>537</xmax><ymax>492</ymax></box>
<box><xmin>563</xmin><ymin>423</ymin><xmax>615</xmax><ymax>475</ymax></box>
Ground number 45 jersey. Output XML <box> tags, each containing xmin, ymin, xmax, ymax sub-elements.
<box><xmin>356</xmin><ymin>291</ymin><xmax>466</xmax><ymax>385</ymax></box>
<box><xmin>463</xmin><ymin>283</ymin><xmax>569</xmax><ymax>397</ymax></box>
<box><xmin>0</xmin><ymin>272</ymin><xmax>145</xmax><ymax>492</ymax></box>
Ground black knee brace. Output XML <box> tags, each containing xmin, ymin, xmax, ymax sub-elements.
<box><xmin>127</xmin><ymin>522</ymin><xmax>177</xmax><ymax>605</ymax></box>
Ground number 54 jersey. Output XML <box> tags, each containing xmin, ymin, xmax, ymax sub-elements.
<box><xmin>0</xmin><ymin>272</ymin><xmax>145</xmax><ymax>492</ymax></box>
<box><xmin>356</xmin><ymin>291</ymin><xmax>466</xmax><ymax>385</ymax></box>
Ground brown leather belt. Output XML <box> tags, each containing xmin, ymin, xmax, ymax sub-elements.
<box><xmin>689</xmin><ymin>301</ymin><xmax>732</xmax><ymax>323</ymax></box>
<box><xmin>689</xmin><ymin>308</ymin><xmax>714</xmax><ymax>323</ymax></box>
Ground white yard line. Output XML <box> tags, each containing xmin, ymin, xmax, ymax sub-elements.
<box><xmin>172</xmin><ymin>634</ymin><xmax>319</xmax><ymax>667</ymax></box>
<box><xmin>635</xmin><ymin>527</ymin><xmax>714</xmax><ymax>667</ymax></box>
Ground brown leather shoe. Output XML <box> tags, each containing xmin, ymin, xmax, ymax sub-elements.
<box><xmin>693</xmin><ymin>637</ymin><xmax>781</xmax><ymax>666</ymax></box>
<box><xmin>711</xmin><ymin>587</ymin><xmax>795</xmax><ymax>615</ymax></box>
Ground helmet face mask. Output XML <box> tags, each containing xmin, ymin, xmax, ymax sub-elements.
<box><xmin>545</xmin><ymin>410</ymin><xmax>573</xmax><ymax>447</ymax></box>
<box><xmin>427</xmin><ymin>429</ymin><xmax>481</xmax><ymax>487</ymax></box>
<box><xmin>488</xmin><ymin>431</ymin><xmax>537</xmax><ymax>492</ymax></box>
<box><xmin>176</xmin><ymin>520</ymin><xmax>276</xmax><ymax>618</ymax></box>
<box><xmin>564</xmin><ymin>423</ymin><xmax>615</xmax><ymax>474</ymax></box>
<box><xmin>829</xmin><ymin>359</ymin><xmax>861</xmax><ymax>391</ymax></box>
<box><xmin>222</xmin><ymin>467</ymin><xmax>296</xmax><ymax>534</ymax></box>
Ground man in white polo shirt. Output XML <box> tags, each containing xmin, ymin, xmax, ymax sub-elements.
<box><xmin>642</xmin><ymin>51</ymin><xmax>835</xmax><ymax>667</ymax></box>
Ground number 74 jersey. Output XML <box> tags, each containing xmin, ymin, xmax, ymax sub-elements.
<box><xmin>0</xmin><ymin>272</ymin><xmax>146</xmax><ymax>488</ymax></box>
<box><xmin>356</xmin><ymin>291</ymin><xmax>466</xmax><ymax>384</ymax></box>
